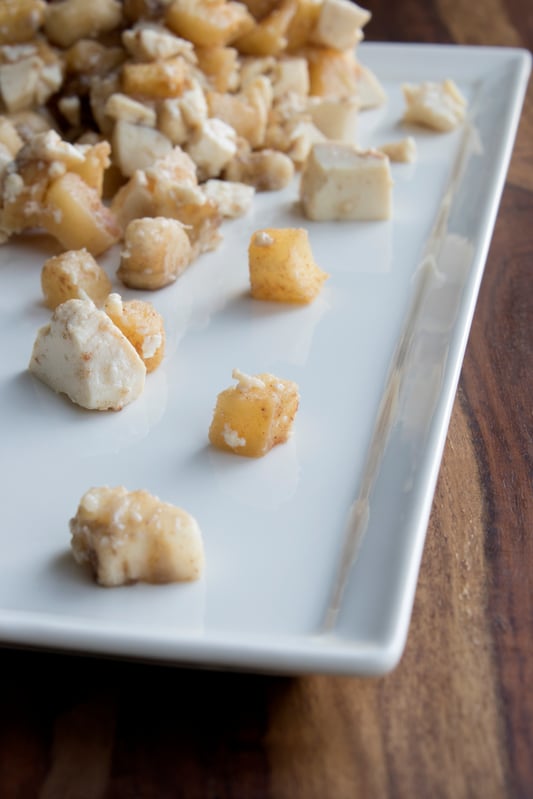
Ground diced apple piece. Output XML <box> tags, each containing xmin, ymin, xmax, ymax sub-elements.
<box><xmin>235</xmin><ymin>0</ymin><xmax>297</xmax><ymax>55</ymax></box>
<box><xmin>248</xmin><ymin>226</ymin><xmax>328</xmax><ymax>303</ymax></box>
<box><xmin>41</xmin><ymin>248</ymin><xmax>112</xmax><ymax>309</ymax></box>
<box><xmin>165</xmin><ymin>0</ymin><xmax>254</xmax><ymax>47</ymax></box>
<box><xmin>104</xmin><ymin>293</ymin><xmax>165</xmax><ymax>373</ymax></box>
<box><xmin>209</xmin><ymin>368</ymin><xmax>299</xmax><ymax>457</ymax></box>
<box><xmin>43</xmin><ymin>172</ymin><xmax>122</xmax><ymax>256</ymax></box>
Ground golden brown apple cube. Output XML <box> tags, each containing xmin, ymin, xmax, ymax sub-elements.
<box><xmin>43</xmin><ymin>172</ymin><xmax>122</xmax><ymax>256</ymax></box>
<box><xmin>209</xmin><ymin>369</ymin><xmax>299</xmax><ymax>457</ymax></box>
<box><xmin>235</xmin><ymin>0</ymin><xmax>297</xmax><ymax>55</ymax></box>
<box><xmin>286</xmin><ymin>0</ymin><xmax>322</xmax><ymax>51</ymax></box>
<box><xmin>0</xmin><ymin>0</ymin><xmax>46</xmax><ymax>45</ymax></box>
<box><xmin>122</xmin><ymin>57</ymin><xmax>188</xmax><ymax>99</ymax></box>
<box><xmin>306</xmin><ymin>46</ymin><xmax>359</xmax><ymax>97</ymax></box>
<box><xmin>104</xmin><ymin>293</ymin><xmax>165</xmax><ymax>373</ymax></box>
<box><xmin>165</xmin><ymin>0</ymin><xmax>254</xmax><ymax>47</ymax></box>
<box><xmin>249</xmin><ymin>227</ymin><xmax>328</xmax><ymax>303</ymax></box>
<box><xmin>195</xmin><ymin>46</ymin><xmax>239</xmax><ymax>92</ymax></box>
<box><xmin>41</xmin><ymin>248</ymin><xmax>112</xmax><ymax>309</ymax></box>
<box><xmin>70</xmin><ymin>140</ymin><xmax>111</xmax><ymax>197</ymax></box>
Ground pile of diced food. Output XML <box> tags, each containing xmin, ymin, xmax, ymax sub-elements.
<box><xmin>0</xmin><ymin>0</ymin><xmax>467</xmax><ymax>586</ymax></box>
<box><xmin>0</xmin><ymin>0</ymin><xmax>390</xmax><ymax>254</ymax></box>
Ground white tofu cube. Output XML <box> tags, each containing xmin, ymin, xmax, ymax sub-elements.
<box><xmin>29</xmin><ymin>298</ymin><xmax>146</xmax><ymax>411</ymax></box>
<box><xmin>402</xmin><ymin>79</ymin><xmax>467</xmax><ymax>132</ymax></box>
<box><xmin>202</xmin><ymin>179</ymin><xmax>255</xmax><ymax>217</ymax></box>
<box><xmin>378</xmin><ymin>136</ymin><xmax>417</xmax><ymax>163</ymax></box>
<box><xmin>70</xmin><ymin>486</ymin><xmax>204</xmax><ymax>586</ymax></box>
<box><xmin>185</xmin><ymin>118</ymin><xmax>237</xmax><ymax>179</ymax></box>
<box><xmin>300</xmin><ymin>142</ymin><xmax>393</xmax><ymax>221</ymax></box>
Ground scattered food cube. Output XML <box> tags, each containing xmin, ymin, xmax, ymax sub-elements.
<box><xmin>311</xmin><ymin>0</ymin><xmax>370</xmax><ymax>50</ymax></box>
<box><xmin>104</xmin><ymin>293</ymin><xmax>165</xmax><ymax>373</ymax></box>
<box><xmin>117</xmin><ymin>216</ymin><xmax>192</xmax><ymax>290</ymax></box>
<box><xmin>29</xmin><ymin>298</ymin><xmax>146</xmax><ymax>411</ymax></box>
<box><xmin>300</xmin><ymin>142</ymin><xmax>393</xmax><ymax>221</ymax></box>
<box><xmin>249</xmin><ymin>227</ymin><xmax>328</xmax><ymax>303</ymax></box>
<box><xmin>202</xmin><ymin>179</ymin><xmax>255</xmax><ymax>217</ymax></box>
<box><xmin>41</xmin><ymin>248</ymin><xmax>112</xmax><ymax>310</ymax></box>
<box><xmin>209</xmin><ymin>368</ymin><xmax>299</xmax><ymax>458</ymax></box>
<box><xmin>378</xmin><ymin>136</ymin><xmax>417</xmax><ymax>163</ymax></box>
<box><xmin>402</xmin><ymin>79</ymin><xmax>467</xmax><ymax>132</ymax></box>
<box><xmin>70</xmin><ymin>486</ymin><xmax>204</xmax><ymax>586</ymax></box>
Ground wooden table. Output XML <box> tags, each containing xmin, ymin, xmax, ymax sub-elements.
<box><xmin>1</xmin><ymin>2</ymin><xmax>532</xmax><ymax>797</ymax></box>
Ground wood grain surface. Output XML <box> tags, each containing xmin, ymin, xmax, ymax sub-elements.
<box><xmin>1</xmin><ymin>2</ymin><xmax>532</xmax><ymax>797</ymax></box>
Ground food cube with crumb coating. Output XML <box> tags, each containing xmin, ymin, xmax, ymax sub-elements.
<box><xmin>249</xmin><ymin>227</ymin><xmax>328</xmax><ymax>304</ymax></box>
<box><xmin>209</xmin><ymin>369</ymin><xmax>299</xmax><ymax>458</ymax></box>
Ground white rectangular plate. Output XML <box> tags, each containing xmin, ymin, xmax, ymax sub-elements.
<box><xmin>0</xmin><ymin>44</ymin><xmax>530</xmax><ymax>675</ymax></box>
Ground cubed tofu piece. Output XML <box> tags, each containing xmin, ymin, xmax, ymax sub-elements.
<box><xmin>41</xmin><ymin>248</ymin><xmax>112</xmax><ymax>309</ymax></box>
<box><xmin>202</xmin><ymin>179</ymin><xmax>255</xmax><ymax>217</ymax></box>
<box><xmin>248</xmin><ymin>226</ymin><xmax>328</xmax><ymax>303</ymax></box>
<box><xmin>112</xmin><ymin>120</ymin><xmax>172</xmax><ymax>177</ymax></box>
<box><xmin>300</xmin><ymin>142</ymin><xmax>393</xmax><ymax>221</ymax></box>
<box><xmin>29</xmin><ymin>298</ymin><xmax>146</xmax><ymax>411</ymax></box>
<box><xmin>209</xmin><ymin>368</ymin><xmax>299</xmax><ymax>457</ymax></box>
<box><xmin>311</xmin><ymin>0</ymin><xmax>369</xmax><ymax>50</ymax></box>
<box><xmin>122</xmin><ymin>22</ymin><xmax>197</xmax><ymax>63</ymax></box>
<box><xmin>402</xmin><ymin>79</ymin><xmax>467</xmax><ymax>131</ymax></box>
<box><xmin>165</xmin><ymin>0</ymin><xmax>254</xmax><ymax>47</ymax></box>
<box><xmin>378</xmin><ymin>137</ymin><xmax>417</xmax><ymax>163</ymax></box>
<box><xmin>43</xmin><ymin>172</ymin><xmax>122</xmax><ymax>256</ymax></box>
<box><xmin>105</xmin><ymin>93</ymin><xmax>157</xmax><ymax>128</ymax></box>
<box><xmin>70</xmin><ymin>486</ymin><xmax>204</xmax><ymax>586</ymax></box>
<box><xmin>104</xmin><ymin>293</ymin><xmax>165</xmax><ymax>373</ymax></box>
<box><xmin>185</xmin><ymin>117</ymin><xmax>237</xmax><ymax>180</ymax></box>
<box><xmin>118</xmin><ymin>216</ymin><xmax>192</xmax><ymax>290</ymax></box>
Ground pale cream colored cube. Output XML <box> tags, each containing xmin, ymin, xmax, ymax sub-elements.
<box><xmin>202</xmin><ymin>179</ymin><xmax>255</xmax><ymax>218</ymax></box>
<box><xmin>41</xmin><ymin>249</ymin><xmax>112</xmax><ymax>310</ymax></box>
<box><xmin>118</xmin><ymin>216</ymin><xmax>192</xmax><ymax>290</ymax></box>
<box><xmin>70</xmin><ymin>486</ymin><xmax>204</xmax><ymax>586</ymax></box>
<box><xmin>311</xmin><ymin>0</ymin><xmax>369</xmax><ymax>50</ymax></box>
<box><xmin>300</xmin><ymin>142</ymin><xmax>393</xmax><ymax>221</ymax></box>
<box><xmin>402</xmin><ymin>79</ymin><xmax>467</xmax><ymax>131</ymax></box>
<box><xmin>112</xmin><ymin>120</ymin><xmax>172</xmax><ymax>177</ymax></box>
<box><xmin>185</xmin><ymin>118</ymin><xmax>237</xmax><ymax>180</ymax></box>
<box><xmin>378</xmin><ymin>137</ymin><xmax>417</xmax><ymax>163</ymax></box>
<box><xmin>223</xmin><ymin>149</ymin><xmax>294</xmax><ymax>190</ymax></box>
<box><xmin>29</xmin><ymin>298</ymin><xmax>146</xmax><ymax>411</ymax></box>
